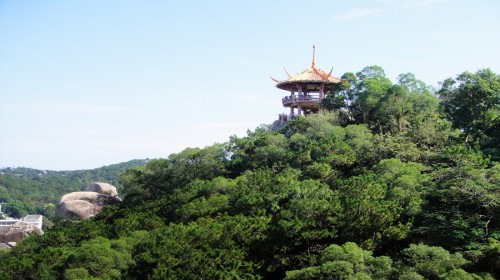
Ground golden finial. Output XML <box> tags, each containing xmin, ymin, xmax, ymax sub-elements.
<box><xmin>312</xmin><ymin>45</ymin><xmax>316</xmax><ymax>67</ymax></box>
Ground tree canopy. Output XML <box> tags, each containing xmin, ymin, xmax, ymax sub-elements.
<box><xmin>1</xmin><ymin>67</ymin><xmax>499</xmax><ymax>279</ymax></box>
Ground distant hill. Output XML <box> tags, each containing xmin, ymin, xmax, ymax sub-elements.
<box><xmin>0</xmin><ymin>159</ymin><xmax>149</xmax><ymax>218</ymax></box>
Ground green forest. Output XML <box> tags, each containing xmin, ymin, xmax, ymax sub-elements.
<box><xmin>0</xmin><ymin>159</ymin><xmax>148</xmax><ymax>219</ymax></box>
<box><xmin>1</xmin><ymin>66</ymin><xmax>499</xmax><ymax>279</ymax></box>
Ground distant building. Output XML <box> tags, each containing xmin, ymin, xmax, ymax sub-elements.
<box><xmin>22</xmin><ymin>215</ymin><xmax>43</xmax><ymax>229</ymax></box>
<box><xmin>0</xmin><ymin>215</ymin><xmax>43</xmax><ymax>229</ymax></box>
<box><xmin>271</xmin><ymin>45</ymin><xmax>343</xmax><ymax>121</ymax></box>
<box><xmin>0</xmin><ymin>219</ymin><xmax>19</xmax><ymax>227</ymax></box>
<box><xmin>0</xmin><ymin>213</ymin><xmax>44</xmax><ymax>249</ymax></box>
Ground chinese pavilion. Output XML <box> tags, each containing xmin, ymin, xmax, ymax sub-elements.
<box><xmin>271</xmin><ymin>46</ymin><xmax>343</xmax><ymax>121</ymax></box>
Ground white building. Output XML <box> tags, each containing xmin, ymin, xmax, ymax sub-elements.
<box><xmin>0</xmin><ymin>215</ymin><xmax>43</xmax><ymax>229</ymax></box>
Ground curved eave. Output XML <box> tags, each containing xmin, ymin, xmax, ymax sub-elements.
<box><xmin>275</xmin><ymin>78</ymin><xmax>344</xmax><ymax>91</ymax></box>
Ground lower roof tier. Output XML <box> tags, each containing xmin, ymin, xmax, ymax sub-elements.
<box><xmin>276</xmin><ymin>81</ymin><xmax>338</xmax><ymax>92</ymax></box>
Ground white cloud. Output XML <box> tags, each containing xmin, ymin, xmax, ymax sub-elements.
<box><xmin>402</xmin><ymin>0</ymin><xmax>452</xmax><ymax>7</ymax></box>
<box><xmin>194</xmin><ymin>121</ymin><xmax>260</xmax><ymax>130</ymax></box>
<box><xmin>430</xmin><ymin>31</ymin><xmax>467</xmax><ymax>40</ymax></box>
<box><xmin>236</xmin><ymin>58</ymin><xmax>270</xmax><ymax>67</ymax></box>
<box><xmin>333</xmin><ymin>8</ymin><xmax>382</xmax><ymax>21</ymax></box>
<box><xmin>377</xmin><ymin>0</ymin><xmax>452</xmax><ymax>7</ymax></box>
<box><xmin>392</xmin><ymin>59</ymin><xmax>423</xmax><ymax>65</ymax></box>
<box><xmin>233</xmin><ymin>96</ymin><xmax>259</xmax><ymax>102</ymax></box>
<box><xmin>4</xmin><ymin>102</ymin><xmax>130</xmax><ymax>115</ymax></box>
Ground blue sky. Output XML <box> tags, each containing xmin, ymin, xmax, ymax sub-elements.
<box><xmin>1</xmin><ymin>0</ymin><xmax>499</xmax><ymax>170</ymax></box>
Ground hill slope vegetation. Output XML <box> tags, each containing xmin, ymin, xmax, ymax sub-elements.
<box><xmin>0</xmin><ymin>159</ymin><xmax>148</xmax><ymax>218</ymax></box>
<box><xmin>1</xmin><ymin>66</ymin><xmax>499</xmax><ymax>279</ymax></box>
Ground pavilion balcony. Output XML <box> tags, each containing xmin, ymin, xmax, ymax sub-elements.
<box><xmin>282</xmin><ymin>95</ymin><xmax>322</xmax><ymax>107</ymax></box>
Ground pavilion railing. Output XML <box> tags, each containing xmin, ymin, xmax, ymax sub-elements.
<box><xmin>282</xmin><ymin>95</ymin><xmax>321</xmax><ymax>106</ymax></box>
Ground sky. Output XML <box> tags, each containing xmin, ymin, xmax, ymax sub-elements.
<box><xmin>1</xmin><ymin>0</ymin><xmax>499</xmax><ymax>170</ymax></box>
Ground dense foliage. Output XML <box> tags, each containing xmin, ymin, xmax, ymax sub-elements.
<box><xmin>1</xmin><ymin>67</ymin><xmax>499</xmax><ymax>279</ymax></box>
<box><xmin>0</xmin><ymin>160</ymin><xmax>148</xmax><ymax>218</ymax></box>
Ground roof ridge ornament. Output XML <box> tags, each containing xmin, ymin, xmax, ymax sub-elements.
<box><xmin>312</xmin><ymin>45</ymin><xmax>316</xmax><ymax>67</ymax></box>
<box><xmin>326</xmin><ymin>66</ymin><xmax>333</xmax><ymax>79</ymax></box>
<box><xmin>284</xmin><ymin>67</ymin><xmax>294</xmax><ymax>79</ymax></box>
<box><xmin>270</xmin><ymin>75</ymin><xmax>282</xmax><ymax>83</ymax></box>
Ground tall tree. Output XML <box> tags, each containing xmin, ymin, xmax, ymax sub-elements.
<box><xmin>351</xmin><ymin>66</ymin><xmax>393</xmax><ymax>127</ymax></box>
<box><xmin>438</xmin><ymin>69</ymin><xmax>500</xmax><ymax>158</ymax></box>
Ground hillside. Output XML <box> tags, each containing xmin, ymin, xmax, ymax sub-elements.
<box><xmin>0</xmin><ymin>67</ymin><xmax>499</xmax><ymax>279</ymax></box>
<box><xmin>0</xmin><ymin>159</ymin><xmax>148</xmax><ymax>218</ymax></box>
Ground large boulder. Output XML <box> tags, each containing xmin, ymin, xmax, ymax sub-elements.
<box><xmin>56</xmin><ymin>183</ymin><xmax>122</xmax><ymax>219</ymax></box>
<box><xmin>56</xmin><ymin>197</ymin><xmax>97</xmax><ymax>219</ymax></box>
<box><xmin>84</xmin><ymin>182</ymin><xmax>118</xmax><ymax>197</ymax></box>
<box><xmin>0</xmin><ymin>221</ymin><xmax>44</xmax><ymax>243</ymax></box>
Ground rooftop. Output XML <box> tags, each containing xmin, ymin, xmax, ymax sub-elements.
<box><xmin>271</xmin><ymin>46</ymin><xmax>343</xmax><ymax>91</ymax></box>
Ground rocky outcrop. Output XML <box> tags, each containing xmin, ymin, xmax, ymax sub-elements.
<box><xmin>84</xmin><ymin>182</ymin><xmax>118</xmax><ymax>196</ymax></box>
<box><xmin>0</xmin><ymin>242</ymin><xmax>18</xmax><ymax>251</ymax></box>
<box><xmin>0</xmin><ymin>221</ymin><xmax>44</xmax><ymax>244</ymax></box>
<box><xmin>55</xmin><ymin>182</ymin><xmax>122</xmax><ymax>219</ymax></box>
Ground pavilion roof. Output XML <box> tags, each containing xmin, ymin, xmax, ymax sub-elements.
<box><xmin>271</xmin><ymin>46</ymin><xmax>343</xmax><ymax>90</ymax></box>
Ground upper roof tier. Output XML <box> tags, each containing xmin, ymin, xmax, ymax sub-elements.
<box><xmin>271</xmin><ymin>46</ymin><xmax>343</xmax><ymax>91</ymax></box>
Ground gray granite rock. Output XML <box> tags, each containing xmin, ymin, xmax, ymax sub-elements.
<box><xmin>0</xmin><ymin>221</ymin><xmax>43</xmax><ymax>243</ymax></box>
<box><xmin>56</xmin><ymin>183</ymin><xmax>122</xmax><ymax>219</ymax></box>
